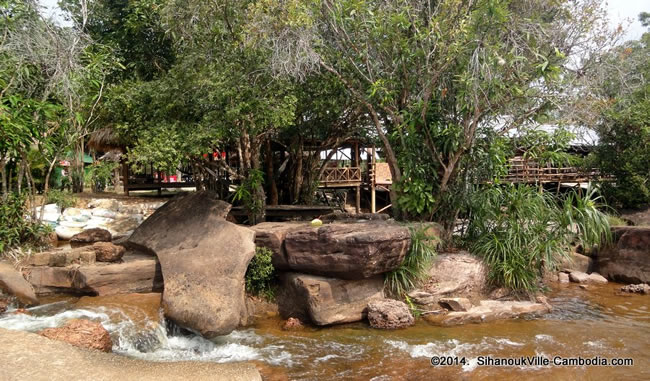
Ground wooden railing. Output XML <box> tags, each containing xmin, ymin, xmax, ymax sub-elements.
<box><xmin>502</xmin><ymin>157</ymin><xmax>607</xmax><ymax>184</ymax></box>
<box><xmin>319</xmin><ymin>167</ymin><xmax>362</xmax><ymax>185</ymax></box>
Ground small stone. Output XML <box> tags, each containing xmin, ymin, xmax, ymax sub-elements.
<box><xmin>0</xmin><ymin>298</ymin><xmax>8</xmax><ymax>314</ymax></box>
<box><xmin>579</xmin><ymin>284</ymin><xmax>588</xmax><ymax>290</ymax></box>
<box><xmin>569</xmin><ymin>271</ymin><xmax>589</xmax><ymax>283</ymax></box>
<box><xmin>70</xmin><ymin>228</ymin><xmax>112</xmax><ymax>247</ymax></box>
<box><xmin>489</xmin><ymin>287</ymin><xmax>511</xmax><ymax>299</ymax></box>
<box><xmin>92</xmin><ymin>242</ymin><xmax>125</xmax><ymax>263</ymax></box>
<box><xmin>439</xmin><ymin>297</ymin><xmax>473</xmax><ymax>312</ymax></box>
<box><xmin>587</xmin><ymin>272</ymin><xmax>608</xmax><ymax>284</ymax></box>
<box><xmin>281</xmin><ymin>317</ymin><xmax>304</xmax><ymax>331</ymax></box>
<box><xmin>558</xmin><ymin>272</ymin><xmax>570</xmax><ymax>283</ymax></box>
<box><xmin>367</xmin><ymin>299</ymin><xmax>415</xmax><ymax>329</ymax></box>
<box><xmin>620</xmin><ymin>284</ymin><xmax>650</xmax><ymax>294</ymax></box>
<box><xmin>39</xmin><ymin>319</ymin><xmax>113</xmax><ymax>352</ymax></box>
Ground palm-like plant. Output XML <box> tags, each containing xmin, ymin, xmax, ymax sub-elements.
<box><xmin>465</xmin><ymin>184</ymin><xmax>610</xmax><ymax>292</ymax></box>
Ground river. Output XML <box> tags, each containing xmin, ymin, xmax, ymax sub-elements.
<box><xmin>0</xmin><ymin>283</ymin><xmax>647</xmax><ymax>380</ymax></box>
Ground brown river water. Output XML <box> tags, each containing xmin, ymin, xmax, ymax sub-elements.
<box><xmin>0</xmin><ymin>282</ymin><xmax>647</xmax><ymax>381</ymax></box>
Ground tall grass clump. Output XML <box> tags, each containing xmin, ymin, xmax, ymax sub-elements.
<box><xmin>464</xmin><ymin>184</ymin><xmax>610</xmax><ymax>292</ymax></box>
<box><xmin>385</xmin><ymin>226</ymin><xmax>437</xmax><ymax>297</ymax></box>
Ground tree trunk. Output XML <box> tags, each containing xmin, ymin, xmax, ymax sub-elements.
<box><xmin>0</xmin><ymin>154</ymin><xmax>7</xmax><ymax>200</ymax></box>
<box><xmin>265</xmin><ymin>137</ymin><xmax>278</xmax><ymax>206</ymax></box>
<box><xmin>291</xmin><ymin>137</ymin><xmax>303</xmax><ymax>204</ymax></box>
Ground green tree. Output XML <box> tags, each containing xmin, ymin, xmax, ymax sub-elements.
<box><xmin>592</xmin><ymin>15</ymin><xmax>650</xmax><ymax>209</ymax></box>
<box><xmin>251</xmin><ymin>0</ymin><xmax>619</xmax><ymax>225</ymax></box>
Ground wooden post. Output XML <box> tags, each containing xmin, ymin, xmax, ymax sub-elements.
<box><xmin>354</xmin><ymin>142</ymin><xmax>360</xmax><ymax>214</ymax></box>
<box><xmin>371</xmin><ymin>145</ymin><xmax>376</xmax><ymax>213</ymax></box>
<box><xmin>122</xmin><ymin>162</ymin><xmax>129</xmax><ymax>195</ymax></box>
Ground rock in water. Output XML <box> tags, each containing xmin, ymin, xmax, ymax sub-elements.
<box><xmin>598</xmin><ymin>227</ymin><xmax>650</xmax><ymax>284</ymax></box>
<box><xmin>39</xmin><ymin>319</ymin><xmax>112</xmax><ymax>352</ymax></box>
<box><xmin>439</xmin><ymin>297</ymin><xmax>473</xmax><ymax>312</ymax></box>
<box><xmin>0</xmin><ymin>262</ymin><xmax>38</xmax><ymax>306</ymax></box>
<box><xmin>278</xmin><ymin>273</ymin><xmax>384</xmax><ymax>325</ymax></box>
<box><xmin>127</xmin><ymin>191</ymin><xmax>255</xmax><ymax>338</ymax></box>
<box><xmin>92</xmin><ymin>242</ymin><xmax>125</xmax><ymax>262</ymax></box>
<box><xmin>620</xmin><ymin>284</ymin><xmax>650</xmax><ymax>294</ymax></box>
<box><xmin>70</xmin><ymin>228</ymin><xmax>112</xmax><ymax>247</ymax></box>
<box><xmin>283</xmin><ymin>223</ymin><xmax>411</xmax><ymax>279</ymax></box>
<box><xmin>367</xmin><ymin>299</ymin><xmax>414</xmax><ymax>329</ymax></box>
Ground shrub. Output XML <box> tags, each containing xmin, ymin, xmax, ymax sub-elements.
<box><xmin>0</xmin><ymin>193</ymin><xmax>51</xmax><ymax>255</ymax></box>
<box><xmin>85</xmin><ymin>161</ymin><xmax>119</xmax><ymax>193</ymax></box>
<box><xmin>385</xmin><ymin>226</ymin><xmax>437</xmax><ymax>297</ymax></box>
<box><xmin>46</xmin><ymin>189</ymin><xmax>77</xmax><ymax>210</ymax></box>
<box><xmin>245</xmin><ymin>247</ymin><xmax>276</xmax><ymax>300</ymax></box>
<box><xmin>464</xmin><ymin>184</ymin><xmax>610</xmax><ymax>292</ymax></box>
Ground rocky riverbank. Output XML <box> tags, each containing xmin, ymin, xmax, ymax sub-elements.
<box><xmin>0</xmin><ymin>328</ymin><xmax>261</xmax><ymax>381</ymax></box>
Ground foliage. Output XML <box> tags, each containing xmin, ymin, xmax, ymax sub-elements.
<box><xmin>464</xmin><ymin>184</ymin><xmax>610</xmax><ymax>292</ymax></box>
<box><xmin>0</xmin><ymin>193</ymin><xmax>50</xmax><ymax>255</ymax></box>
<box><xmin>85</xmin><ymin>161</ymin><xmax>119</xmax><ymax>192</ymax></box>
<box><xmin>590</xmin><ymin>19</ymin><xmax>650</xmax><ymax>210</ymax></box>
<box><xmin>251</xmin><ymin>0</ymin><xmax>618</xmax><ymax>223</ymax></box>
<box><xmin>385</xmin><ymin>226</ymin><xmax>437</xmax><ymax>297</ymax></box>
<box><xmin>232</xmin><ymin>169</ymin><xmax>265</xmax><ymax>224</ymax></box>
<box><xmin>607</xmin><ymin>215</ymin><xmax>627</xmax><ymax>227</ymax></box>
<box><xmin>595</xmin><ymin>99</ymin><xmax>650</xmax><ymax>209</ymax></box>
<box><xmin>245</xmin><ymin>247</ymin><xmax>276</xmax><ymax>300</ymax></box>
<box><xmin>45</xmin><ymin>189</ymin><xmax>77</xmax><ymax>210</ymax></box>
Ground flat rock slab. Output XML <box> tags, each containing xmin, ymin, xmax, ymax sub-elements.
<box><xmin>279</xmin><ymin>273</ymin><xmax>384</xmax><ymax>325</ymax></box>
<box><xmin>598</xmin><ymin>226</ymin><xmax>650</xmax><ymax>284</ymax></box>
<box><xmin>128</xmin><ymin>191</ymin><xmax>255</xmax><ymax>338</ymax></box>
<box><xmin>250</xmin><ymin>222</ymin><xmax>304</xmax><ymax>270</ymax></box>
<box><xmin>0</xmin><ymin>262</ymin><xmax>39</xmax><ymax>306</ymax></box>
<box><xmin>283</xmin><ymin>222</ymin><xmax>411</xmax><ymax>279</ymax></box>
<box><xmin>425</xmin><ymin>300</ymin><xmax>550</xmax><ymax>326</ymax></box>
<box><xmin>0</xmin><ymin>328</ymin><xmax>262</xmax><ymax>381</ymax></box>
<box><xmin>23</xmin><ymin>254</ymin><xmax>163</xmax><ymax>296</ymax></box>
<box><xmin>439</xmin><ymin>297</ymin><xmax>473</xmax><ymax>312</ymax></box>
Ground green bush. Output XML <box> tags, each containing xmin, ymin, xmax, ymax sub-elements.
<box><xmin>0</xmin><ymin>193</ymin><xmax>51</xmax><ymax>255</ymax></box>
<box><xmin>85</xmin><ymin>161</ymin><xmax>119</xmax><ymax>193</ymax></box>
<box><xmin>245</xmin><ymin>247</ymin><xmax>276</xmax><ymax>300</ymax></box>
<box><xmin>385</xmin><ymin>226</ymin><xmax>437</xmax><ymax>297</ymax></box>
<box><xmin>464</xmin><ymin>184</ymin><xmax>610</xmax><ymax>292</ymax></box>
<box><xmin>46</xmin><ymin>189</ymin><xmax>77</xmax><ymax>210</ymax></box>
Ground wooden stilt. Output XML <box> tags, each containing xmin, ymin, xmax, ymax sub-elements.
<box><xmin>371</xmin><ymin>145</ymin><xmax>376</xmax><ymax>213</ymax></box>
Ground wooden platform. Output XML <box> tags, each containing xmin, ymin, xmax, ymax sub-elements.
<box><xmin>230</xmin><ymin>205</ymin><xmax>334</xmax><ymax>219</ymax></box>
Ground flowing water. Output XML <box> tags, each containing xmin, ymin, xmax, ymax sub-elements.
<box><xmin>0</xmin><ymin>283</ymin><xmax>648</xmax><ymax>380</ymax></box>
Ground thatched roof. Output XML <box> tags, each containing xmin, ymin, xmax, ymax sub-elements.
<box><xmin>88</xmin><ymin>127</ymin><xmax>126</xmax><ymax>153</ymax></box>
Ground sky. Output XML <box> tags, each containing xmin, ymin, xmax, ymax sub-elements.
<box><xmin>39</xmin><ymin>0</ymin><xmax>647</xmax><ymax>40</ymax></box>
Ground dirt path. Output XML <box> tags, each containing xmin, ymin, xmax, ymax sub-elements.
<box><xmin>0</xmin><ymin>328</ymin><xmax>261</xmax><ymax>381</ymax></box>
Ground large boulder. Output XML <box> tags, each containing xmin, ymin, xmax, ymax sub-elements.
<box><xmin>70</xmin><ymin>228</ymin><xmax>112</xmax><ymax>247</ymax></box>
<box><xmin>283</xmin><ymin>222</ymin><xmax>411</xmax><ymax>279</ymax></box>
<box><xmin>408</xmin><ymin>252</ymin><xmax>488</xmax><ymax>307</ymax></box>
<box><xmin>250</xmin><ymin>222</ymin><xmax>304</xmax><ymax>270</ymax></box>
<box><xmin>279</xmin><ymin>273</ymin><xmax>384</xmax><ymax>325</ymax></box>
<box><xmin>0</xmin><ymin>262</ymin><xmax>38</xmax><ymax>306</ymax></box>
<box><xmin>367</xmin><ymin>299</ymin><xmax>414</xmax><ymax>329</ymax></box>
<box><xmin>127</xmin><ymin>191</ymin><xmax>255</xmax><ymax>338</ymax></box>
<box><xmin>560</xmin><ymin>252</ymin><xmax>593</xmax><ymax>273</ymax></box>
<box><xmin>597</xmin><ymin>227</ymin><xmax>650</xmax><ymax>284</ymax></box>
<box><xmin>39</xmin><ymin>319</ymin><xmax>112</xmax><ymax>352</ymax></box>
